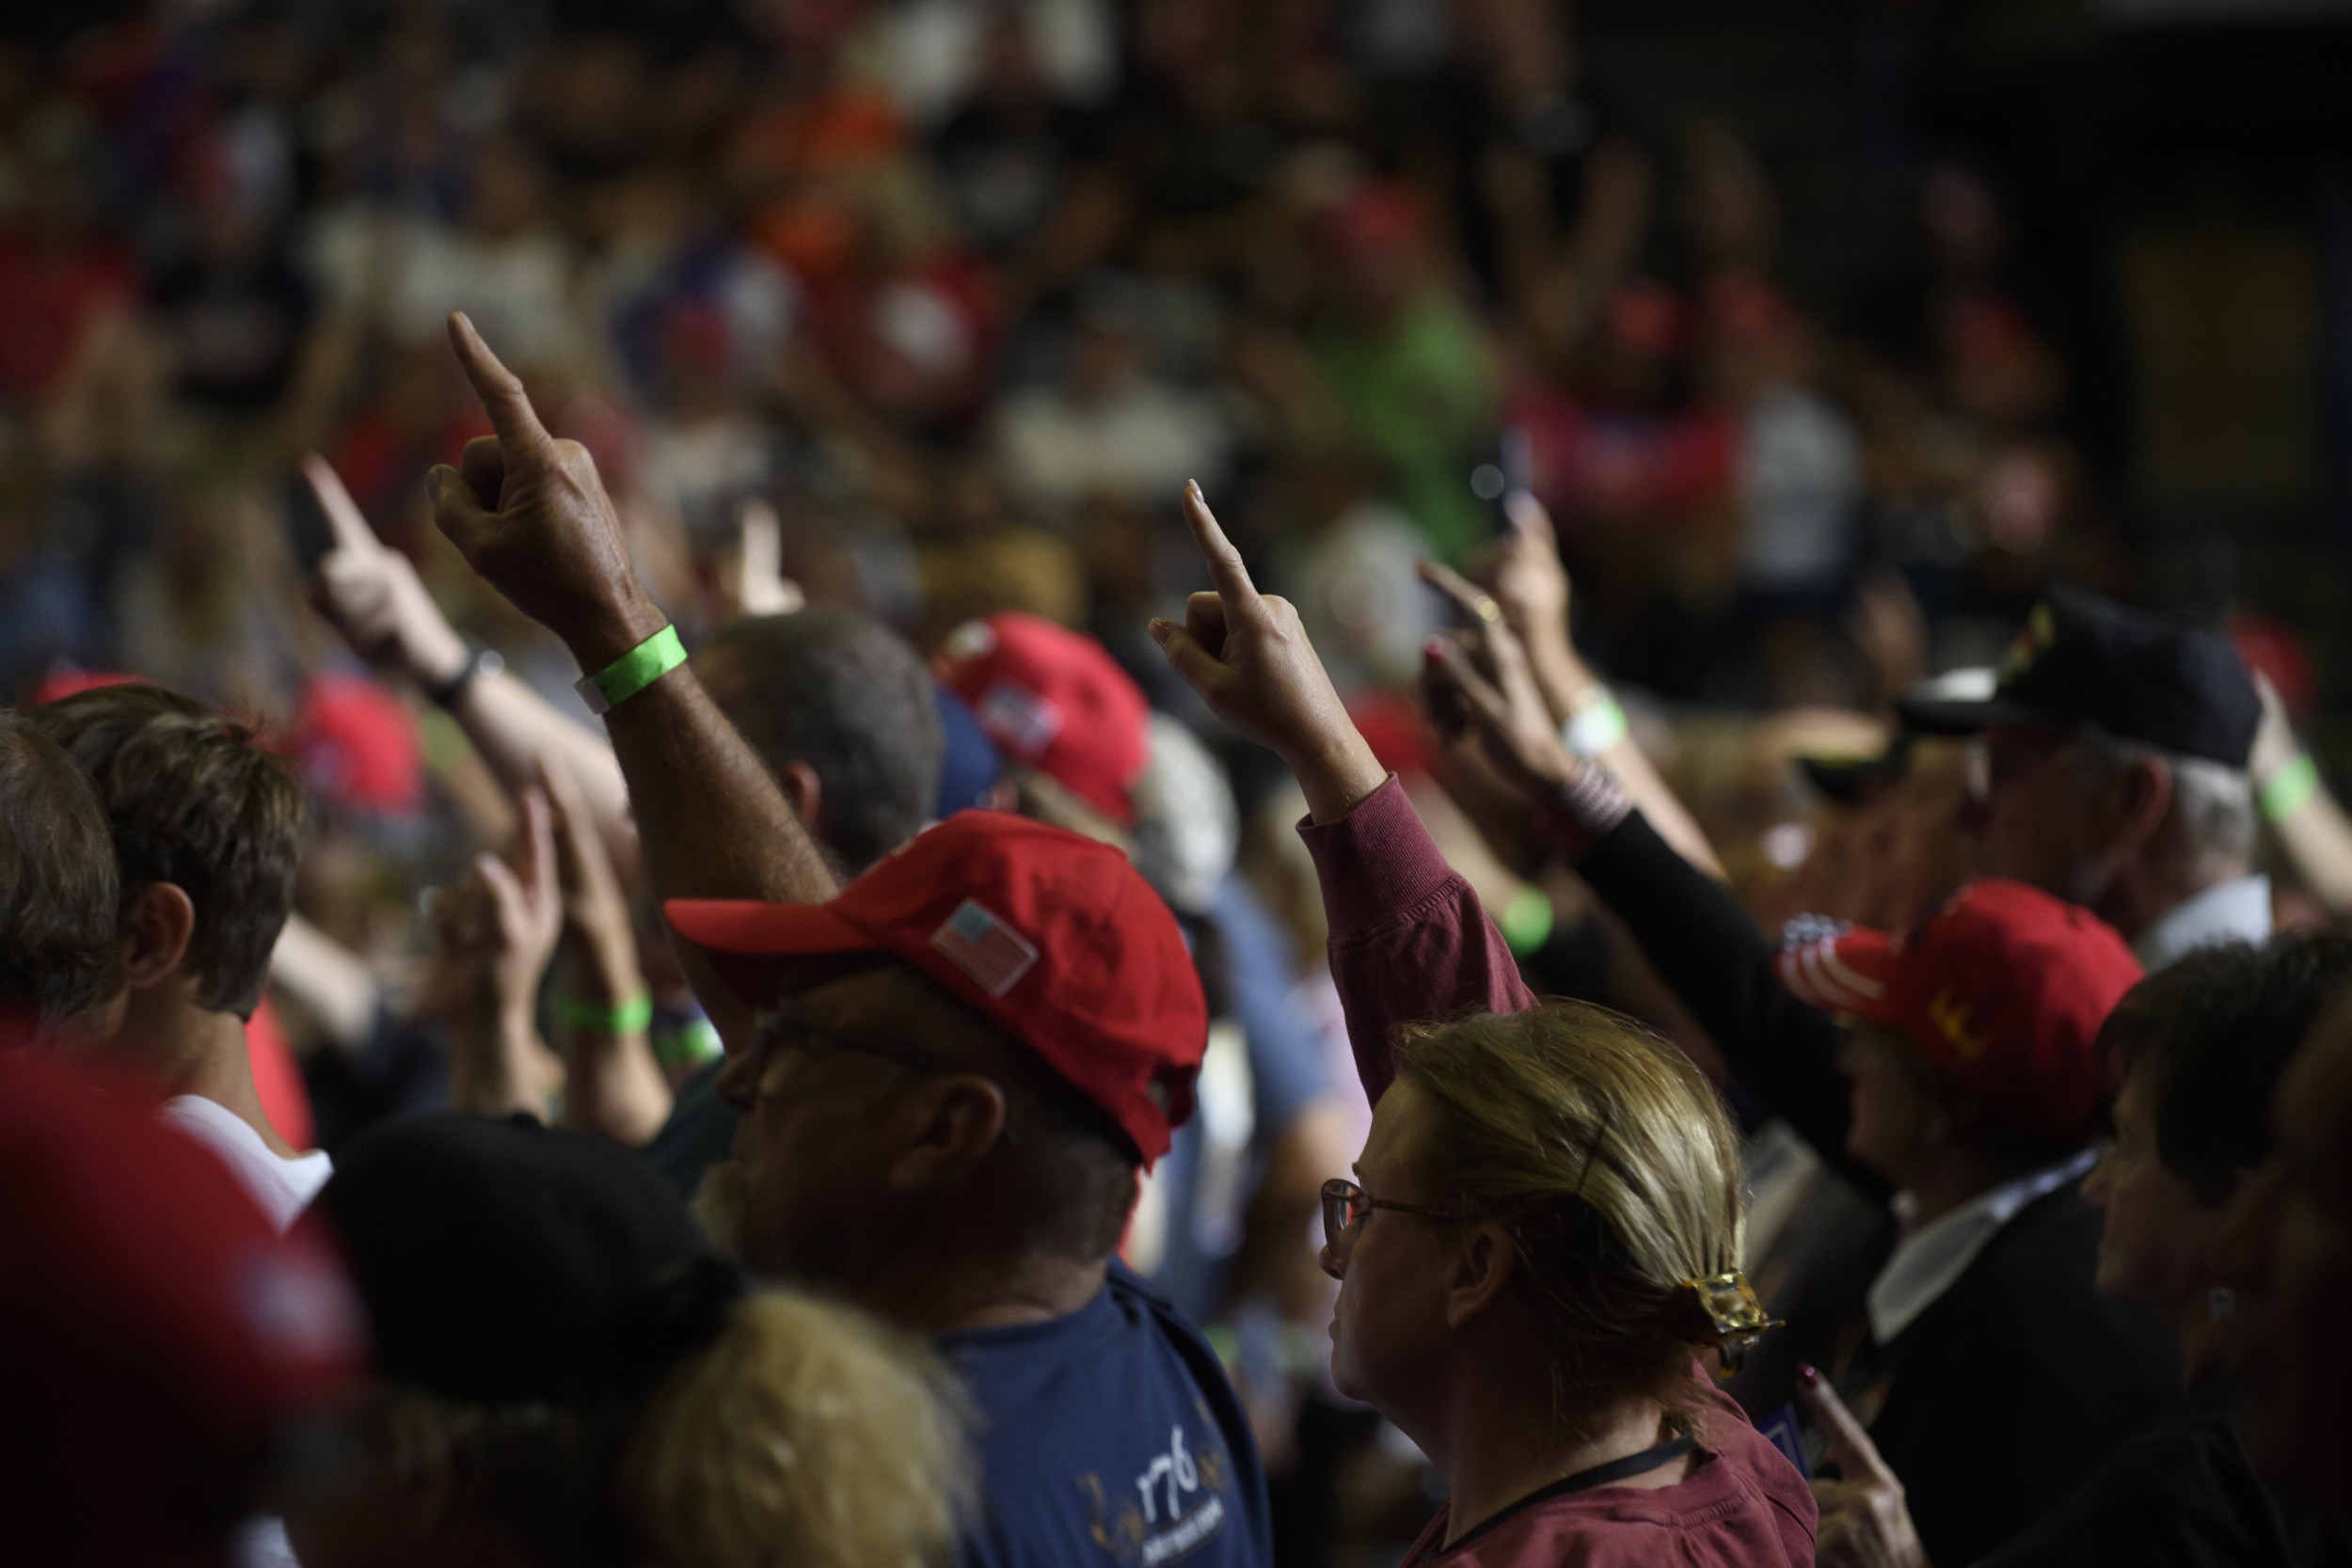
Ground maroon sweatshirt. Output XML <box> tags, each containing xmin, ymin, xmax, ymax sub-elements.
<box><xmin>1295</xmin><ymin>775</ymin><xmax>1819</xmax><ymax>1568</ymax></box>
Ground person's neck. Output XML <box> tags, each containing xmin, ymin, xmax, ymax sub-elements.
<box><xmin>857</xmin><ymin>1240</ymin><xmax>1110</xmax><ymax>1337</ymax></box>
<box><xmin>2098</xmin><ymin>852</ymin><xmax>2249</xmax><ymax>946</ymax></box>
<box><xmin>1415</xmin><ymin>1359</ymin><xmax>1687</xmax><ymax>1547</ymax></box>
<box><xmin>1899</xmin><ymin>1145</ymin><xmax>2025</xmax><ymax>1230</ymax></box>
<box><xmin>2168</xmin><ymin>1280</ymin><xmax>2233</xmax><ymax>1389</ymax></box>
<box><xmin>121</xmin><ymin>986</ymin><xmax>294</xmax><ymax>1158</ymax></box>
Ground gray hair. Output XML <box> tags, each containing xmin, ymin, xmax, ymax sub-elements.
<box><xmin>2065</xmin><ymin>731</ymin><xmax>2255</xmax><ymax>873</ymax></box>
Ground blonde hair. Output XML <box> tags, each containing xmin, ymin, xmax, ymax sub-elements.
<box><xmin>371</xmin><ymin>1289</ymin><xmax>973</xmax><ymax>1568</ymax></box>
<box><xmin>627</xmin><ymin>1289</ymin><xmax>975</xmax><ymax>1568</ymax></box>
<box><xmin>1395</xmin><ymin>1001</ymin><xmax>1747</xmax><ymax>1427</ymax></box>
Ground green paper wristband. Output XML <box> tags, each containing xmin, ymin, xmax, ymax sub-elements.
<box><xmin>575</xmin><ymin>625</ymin><xmax>686</xmax><ymax>715</ymax></box>
<box><xmin>651</xmin><ymin>1018</ymin><xmax>723</xmax><ymax>1069</ymax></box>
<box><xmin>1500</xmin><ymin>886</ymin><xmax>1556</xmax><ymax>956</ymax></box>
<box><xmin>1563</xmin><ymin>694</ymin><xmax>1628</xmax><ymax>760</ymax></box>
<box><xmin>551</xmin><ymin>992</ymin><xmax>655</xmax><ymax>1036</ymax></box>
<box><xmin>2261</xmin><ymin>753</ymin><xmax>2320</xmax><ymax>823</ymax></box>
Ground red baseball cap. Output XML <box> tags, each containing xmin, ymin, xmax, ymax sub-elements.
<box><xmin>933</xmin><ymin>613</ymin><xmax>1150</xmax><ymax>826</ymax></box>
<box><xmin>665</xmin><ymin>811</ymin><xmax>1204</xmax><ymax>1163</ymax></box>
<box><xmin>288</xmin><ymin>673</ymin><xmax>424</xmax><ymax>816</ymax></box>
<box><xmin>0</xmin><ymin>1047</ymin><xmax>365</xmax><ymax>1567</ymax></box>
<box><xmin>1776</xmin><ymin>879</ymin><xmax>2143</xmax><ymax>1141</ymax></box>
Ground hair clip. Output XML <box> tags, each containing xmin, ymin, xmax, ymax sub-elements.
<box><xmin>1683</xmin><ymin>1270</ymin><xmax>1784</xmax><ymax>1376</ymax></box>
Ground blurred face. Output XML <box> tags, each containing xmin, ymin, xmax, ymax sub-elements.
<box><xmin>2240</xmin><ymin>1023</ymin><xmax>2352</xmax><ymax>1504</ymax></box>
<box><xmin>2082</xmin><ymin>1067</ymin><xmax>2215</xmax><ymax>1307</ymax></box>
<box><xmin>1839</xmin><ymin>1023</ymin><xmax>1936</xmax><ymax>1186</ymax></box>
<box><xmin>1974</xmin><ymin>727</ymin><xmax>2099</xmax><ymax>901</ymax></box>
<box><xmin>1320</xmin><ymin>1079</ymin><xmax>1461</xmax><ymax>1418</ymax></box>
<box><xmin>707</xmin><ymin>966</ymin><xmax>943</xmax><ymax>1286</ymax></box>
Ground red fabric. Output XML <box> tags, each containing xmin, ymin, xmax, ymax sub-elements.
<box><xmin>933</xmin><ymin>612</ymin><xmax>1152</xmax><ymax>826</ymax></box>
<box><xmin>1295</xmin><ymin>775</ymin><xmax>1534</xmax><ymax>1105</ymax></box>
<box><xmin>287</xmin><ymin>673</ymin><xmax>424</xmax><ymax>816</ymax></box>
<box><xmin>0</xmin><ymin>1049</ymin><xmax>363</xmax><ymax>1568</ymax></box>
<box><xmin>27</xmin><ymin>666</ymin><xmax>139</xmax><ymax>705</ymax></box>
<box><xmin>0</xmin><ymin>237</ymin><xmax>135</xmax><ymax>401</ymax></box>
<box><xmin>1774</xmin><ymin>879</ymin><xmax>2141</xmax><ymax>1141</ymax></box>
<box><xmin>1397</xmin><ymin>1366</ymin><xmax>1816</xmax><ymax>1568</ymax></box>
<box><xmin>665</xmin><ymin>811</ymin><xmax>1206</xmax><ymax>1163</ymax></box>
<box><xmin>245</xmin><ymin>997</ymin><xmax>313</xmax><ymax>1152</ymax></box>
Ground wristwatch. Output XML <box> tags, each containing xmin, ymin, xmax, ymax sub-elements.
<box><xmin>423</xmin><ymin>643</ymin><xmax>504</xmax><ymax>709</ymax></box>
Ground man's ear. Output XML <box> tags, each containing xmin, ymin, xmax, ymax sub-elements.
<box><xmin>2102</xmin><ymin>753</ymin><xmax>2174</xmax><ymax>862</ymax></box>
<box><xmin>885</xmin><ymin>1073</ymin><xmax>1009</xmax><ymax>1195</ymax></box>
<box><xmin>119</xmin><ymin>882</ymin><xmax>197</xmax><ymax>991</ymax></box>
<box><xmin>776</xmin><ymin>759</ymin><xmax>824</xmax><ymax>832</ymax></box>
<box><xmin>1443</xmin><ymin>1224</ymin><xmax>1518</xmax><ymax>1330</ymax></box>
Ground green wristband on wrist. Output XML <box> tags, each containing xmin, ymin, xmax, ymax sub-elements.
<box><xmin>1562</xmin><ymin>693</ymin><xmax>1628</xmax><ymax>760</ymax></box>
<box><xmin>1500</xmin><ymin>886</ymin><xmax>1556</xmax><ymax>956</ymax></box>
<box><xmin>575</xmin><ymin>625</ymin><xmax>686</xmax><ymax>715</ymax></box>
<box><xmin>551</xmin><ymin>991</ymin><xmax>655</xmax><ymax>1036</ymax></box>
<box><xmin>652</xmin><ymin>1018</ymin><xmax>724</xmax><ymax>1070</ymax></box>
<box><xmin>2261</xmin><ymin>753</ymin><xmax>2320</xmax><ymax>823</ymax></box>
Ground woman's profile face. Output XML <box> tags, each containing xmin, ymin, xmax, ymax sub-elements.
<box><xmin>2083</xmin><ymin>1067</ymin><xmax>2216</xmax><ymax>1308</ymax></box>
<box><xmin>1840</xmin><ymin>1023</ymin><xmax>1935</xmax><ymax>1184</ymax></box>
<box><xmin>1321</xmin><ymin>1079</ymin><xmax>1461</xmax><ymax>1418</ymax></box>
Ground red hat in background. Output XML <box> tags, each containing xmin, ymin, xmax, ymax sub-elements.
<box><xmin>933</xmin><ymin>613</ymin><xmax>1151</xmax><ymax>826</ymax></box>
<box><xmin>28</xmin><ymin>665</ymin><xmax>139</xmax><ymax>706</ymax></box>
<box><xmin>666</xmin><ymin>811</ymin><xmax>1205</xmax><ymax>1164</ymax></box>
<box><xmin>290</xmin><ymin>673</ymin><xmax>423</xmax><ymax>816</ymax></box>
<box><xmin>1776</xmin><ymin>879</ymin><xmax>2142</xmax><ymax>1141</ymax></box>
<box><xmin>0</xmin><ymin>1048</ymin><xmax>365</xmax><ymax>1567</ymax></box>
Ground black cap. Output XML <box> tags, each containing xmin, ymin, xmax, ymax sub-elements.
<box><xmin>314</xmin><ymin>1114</ymin><xmax>746</xmax><ymax>1405</ymax></box>
<box><xmin>1896</xmin><ymin>587</ymin><xmax>2259</xmax><ymax>768</ymax></box>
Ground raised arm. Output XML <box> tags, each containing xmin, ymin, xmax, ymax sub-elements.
<box><xmin>1150</xmin><ymin>483</ymin><xmax>1532</xmax><ymax>1102</ymax></box>
<box><xmin>304</xmin><ymin>453</ymin><xmax>639</xmax><ymax>875</ymax></box>
<box><xmin>1420</xmin><ymin>600</ymin><xmax>1877</xmax><ymax>1191</ymax></box>
<box><xmin>422</xmin><ymin>313</ymin><xmax>834</xmax><ymax>1043</ymax></box>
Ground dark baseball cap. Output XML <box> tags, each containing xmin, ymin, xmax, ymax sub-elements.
<box><xmin>314</xmin><ymin>1115</ymin><xmax>746</xmax><ymax>1406</ymax></box>
<box><xmin>1897</xmin><ymin>587</ymin><xmax>2260</xmax><ymax>768</ymax></box>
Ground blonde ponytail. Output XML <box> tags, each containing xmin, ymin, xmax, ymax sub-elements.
<box><xmin>624</xmin><ymin>1288</ymin><xmax>975</xmax><ymax>1568</ymax></box>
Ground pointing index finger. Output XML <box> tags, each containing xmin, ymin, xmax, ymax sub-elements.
<box><xmin>1797</xmin><ymin>1370</ymin><xmax>1897</xmax><ymax>1487</ymax></box>
<box><xmin>302</xmin><ymin>453</ymin><xmax>382</xmax><ymax>560</ymax></box>
<box><xmin>1181</xmin><ymin>481</ymin><xmax>1264</xmax><ymax>621</ymax></box>
<box><xmin>447</xmin><ymin>312</ymin><xmax>555</xmax><ymax>460</ymax></box>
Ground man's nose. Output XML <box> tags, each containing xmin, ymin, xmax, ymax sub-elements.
<box><xmin>714</xmin><ymin>1051</ymin><xmax>754</xmax><ymax>1111</ymax></box>
<box><xmin>1317</xmin><ymin>1243</ymin><xmax>1344</xmax><ymax>1282</ymax></box>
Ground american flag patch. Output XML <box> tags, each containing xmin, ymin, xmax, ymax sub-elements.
<box><xmin>977</xmin><ymin>679</ymin><xmax>1063</xmax><ymax>760</ymax></box>
<box><xmin>930</xmin><ymin>899</ymin><xmax>1040</xmax><ymax>996</ymax></box>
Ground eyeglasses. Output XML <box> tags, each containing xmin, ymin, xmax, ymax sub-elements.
<box><xmin>743</xmin><ymin>1006</ymin><xmax>1018</xmax><ymax>1143</ymax></box>
<box><xmin>1320</xmin><ymin>1179</ymin><xmax>1466</xmax><ymax>1255</ymax></box>
<box><xmin>748</xmin><ymin>1006</ymin><xmax>961</xmax><ymax>1080</ymax></box>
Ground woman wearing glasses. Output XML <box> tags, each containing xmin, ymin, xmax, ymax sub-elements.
<box><xmin>1152</xmin><ymin>483</ymin><xmax>1815</xmax><ymax>1566</ymax></box>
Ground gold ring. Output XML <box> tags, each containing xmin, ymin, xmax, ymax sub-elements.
<box><xmin>1473</xmin><ymin>594</ymin><xmax>1503</xmax><ymax>626</ymax></box>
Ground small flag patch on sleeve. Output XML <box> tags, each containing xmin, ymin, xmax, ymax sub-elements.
<box><xmin>930</xmin><ymin>899</ymin><xmax>1041</xmax><ymax>996</ymax></box>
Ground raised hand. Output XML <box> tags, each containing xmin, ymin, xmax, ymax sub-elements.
<box><xmin>429</xmin><ymin>786</ymin><xmax>564</xmax><ymax>1117</ymax></box>
<box><xmin>428</xmin><ymin>312</ymin><xmax>665</xmax><ymax>669</ymax></box>
<box><xmin>541</xmin><ymin>757</ymin><xmax>639</xmax><ymax>1001</ymax></box>
<box><xmin>1798</xmin><ymin>1366</ymin><xmax>1933</xmax><ymax>1568</ymax></box>
<box><xmin>304</xmin><ymin>452</ymin><xmax>469</xmax><ymax>689</ymax></box>
<box><xmin>1417</xmin><ymin>559</ymin><xmax>1580</xmax><ymax>799</ymax></box>
<box><xmin>1150</xmin><ymin>482</ymin><xmax>1387</xmax><ymax>824</ymax></box>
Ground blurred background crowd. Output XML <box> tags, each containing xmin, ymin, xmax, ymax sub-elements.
<box><xmin>3</xmin><ymin>0</ymin><xmax>2351</xmax><ymax>1562</ymax></box>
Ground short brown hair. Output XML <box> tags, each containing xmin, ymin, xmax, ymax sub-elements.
<box><xmin>0</xmin><ymin>712</ymin><xmax>121</xmax><ymax>1025</ymax></box>
<box><xmin>1396</xmin><ymin>1002</ymin><xmax>1747</xmax><ymax>1429</ymax></box>
<box><xmin>28</xmin><ymin>684</ymin><xmax>304</xmax><ymax>1018</ymax></box>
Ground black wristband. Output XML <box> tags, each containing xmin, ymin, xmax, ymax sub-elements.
<box><xmin>424</xmin><ymin>644</ymin><xmax>503</xmax><ymax>709</ymax></box>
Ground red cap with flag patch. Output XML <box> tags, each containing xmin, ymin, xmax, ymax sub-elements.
<box><xmin>932</xmin><ymin>612</ymin><xmax>1151</xmax><ymax>826</ymax></box>
<box><xmin>1775</xmin><ymin>879</ymin><xmax>2142</xmax><ymax>1141</ymax></box>
<box><xmin>664</xmin><ymin>811</ymin><xmax>1204</xmax><ymax>1164</ymax></box>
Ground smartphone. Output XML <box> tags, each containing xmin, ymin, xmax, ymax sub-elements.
<box><xmin>284</xmin><ymin>470</ymin><xmax>335</xmax><ymax>575</ymax></box>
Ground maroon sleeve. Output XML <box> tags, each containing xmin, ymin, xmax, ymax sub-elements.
<box><xmin>1296</xmin><ymin>775</ymin><xmax>1536</xmax><ymax>1105</ymax></box>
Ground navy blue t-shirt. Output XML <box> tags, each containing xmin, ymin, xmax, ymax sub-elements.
<box><xmin>942</xmin><ymin>1263</ymin><xmax>1272</xmax><ymax>1568</ymax></box>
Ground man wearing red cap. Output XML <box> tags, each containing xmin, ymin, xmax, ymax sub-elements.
<box><xmin>415</xmin><ymin>314</ymin><xmax>1272</xmax><ymax>1568</ymax></box>
<box><xmin>1148</xmin><ymin>478</ymin><xmax>2178</xmax><ymax>1568</ymax></box>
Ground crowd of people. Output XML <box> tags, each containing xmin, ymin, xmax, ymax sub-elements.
<box><xmin>5</xmin><ymin>5</ymin><xmax>2352</xmax><ymax>1568</ymax></box>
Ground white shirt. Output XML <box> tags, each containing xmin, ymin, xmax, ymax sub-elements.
<box><xmin>160</xmin><ymin>1096</ymin><xmax>333</xmax><ymax>1235</ymax></box>
<box><xmin>1867</xmin><ymin>1148</ymin><xmax>2098</xmax><ymax>1345</ymax></box>
<box><xmin>2134</xmin><ymin>873</ymin><xmax>2272</xmax><ymax>972</ymax></box>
